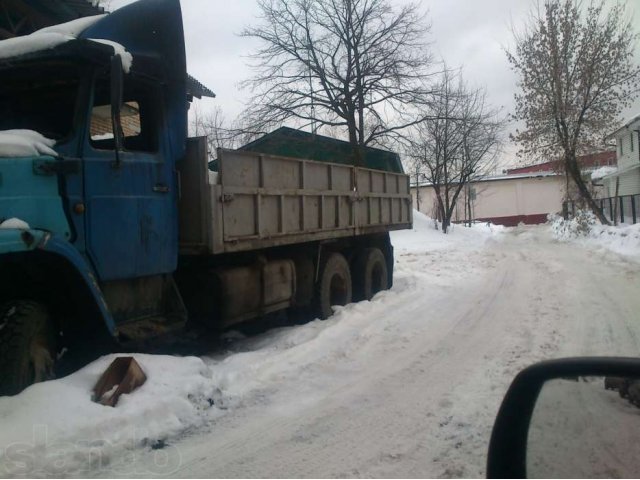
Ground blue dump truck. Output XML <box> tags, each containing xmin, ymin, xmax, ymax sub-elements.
<box><xmin>0</xmin><ymin>0</ymin><xmax>412</xmax><ymax>395</ymax></box>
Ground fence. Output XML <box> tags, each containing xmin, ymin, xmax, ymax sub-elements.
<box><xmin>563</xmin><ymin>194</ymin><xmax>640</xmax><ymax>225</ymax></box>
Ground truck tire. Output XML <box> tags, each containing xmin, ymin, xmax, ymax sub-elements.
<box><xmin>353</xmin><ymin>248</ymin><xmax>389</xmax><ymax>301</ymax></box>
<box><xmin>317</xmin><ymin>253</ymin><xmax>352</xmax><ymax>319</ymax></box>
<box><xmin>0</xmin><ymin>301</ymin><xmax>57</xmax><ymax>396</ymax></box>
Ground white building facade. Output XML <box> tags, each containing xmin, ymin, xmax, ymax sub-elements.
<box><xmin>412</xmin><ymin>172</ymin><xmax>566</xmax><ymax>227</ymax></box>
<box><xmin>602</xmin><ymin>115</ymin><xmax>640</xmax><ymax>198</ymax></box>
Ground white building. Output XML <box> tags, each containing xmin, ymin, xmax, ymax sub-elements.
<box><xmin>411</xmin><ymin>151</ymin><xmax>617</xmax><ymax>226</ymax></box>
<box><xmin>412</xmin><ymin>172</ymin><xmax>566</xmax><ymax>227</ymax></box>
<box><xmin>601</xmin><ymin>114</ymin><xmax>640</xmax><ymax>198</ymax></box>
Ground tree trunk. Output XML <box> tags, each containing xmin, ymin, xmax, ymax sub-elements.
<box><xmin>565</xmin><ymin>152</ymin><xmax>610</xmax><ymax>225</ymax></box>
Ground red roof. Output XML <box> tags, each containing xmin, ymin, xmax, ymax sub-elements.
<box><xmin>506</xmin><ymin>151</ymin><xmax>616</xmax><ymax>175</ymax></box>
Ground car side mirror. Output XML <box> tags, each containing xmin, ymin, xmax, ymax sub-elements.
<box><xmin>487</xmin><ymin>357</ymin><xmax>640</xmax><ymax>478</ymax></box>
<box><xmin>110</xmin><ymin>53</ymin><xmax>124</xmax><ymax>167</ymax></box>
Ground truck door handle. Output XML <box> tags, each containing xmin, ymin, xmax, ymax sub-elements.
<box><xmin>153</xmin><ymin>184</ymin><xmax>170</xmax><ymax>193</ymax></box>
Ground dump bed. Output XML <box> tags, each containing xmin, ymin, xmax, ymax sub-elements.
<box><xmin>178</xmin><ymin>137</ymin><xmax>412</xmax><ymax>255</ymax></box>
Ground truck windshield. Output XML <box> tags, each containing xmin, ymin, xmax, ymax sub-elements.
<box><xmin>0</xmin><ymin>62</ymin><xmax>81</xmax><ymax>140</ymax></box>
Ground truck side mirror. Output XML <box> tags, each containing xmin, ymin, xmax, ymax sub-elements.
<box><xmin>110</xmin><ymin>54</ymin><xmax>124</xmax><ymax>167</ymax></box>
<box><xmin>487</xmin><ymin>357</ymin><xmax>640</xmax><ymax>478</ymax></box>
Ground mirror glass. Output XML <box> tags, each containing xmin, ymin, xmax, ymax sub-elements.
<box><xmin>527</xmin><ymin>376</ymin><xmax>640</xmax><ymax>478</ymax></box>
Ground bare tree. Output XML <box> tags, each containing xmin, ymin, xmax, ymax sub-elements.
<box><xmin>241</xmin><ymin>0</ymin><xmax>438</xmax><ymax>164</ymax></box>
<box><xmin>408</xmin><ymin>72</ymin><xmax>503</xmax><ymax>233</ymax></box>
<box><xmin>507</xmin><ymin>0</ymin><xmax>639</xmax><ymax>224</ymax></box>
<box><xmin>190</xmin><ymin>106</ymin><xmax>246</xmax><ymax>161</ymax></box>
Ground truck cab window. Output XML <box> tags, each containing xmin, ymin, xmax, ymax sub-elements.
<box><xmin>90</xmin><ymin>76</ymin><xmax>160</xmax><ymax>153</ymax></box>
<box><xmin>0</xmin><ymin>63</ymin><xmax>79</xmax><ymax>140</ymax></box>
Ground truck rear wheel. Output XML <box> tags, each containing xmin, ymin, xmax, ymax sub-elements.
<box><xmin>353</xmin><ymin>248</ymin><xmax>389</xmax><ymax>301</ymax></box>
<box><xmin>0</xmin><ymin>301</ymin><xmax>57</xmax><ymax>396</ymax></box>
<box><xmin>317</xmin><ymin>253</ymin><xmax>352</xmax><ymax>319</ymax></box>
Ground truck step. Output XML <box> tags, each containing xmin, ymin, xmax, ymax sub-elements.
<box><xmin>115</xmin><ymin>314</ymin><xmax>186</xmax><ymax>343</ymax></box>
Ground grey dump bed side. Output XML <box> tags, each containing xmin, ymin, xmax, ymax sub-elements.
<box><xmin>178</xmin><ymin>137</ymin><xmax>412</xmax><ymax>255</ymax></box>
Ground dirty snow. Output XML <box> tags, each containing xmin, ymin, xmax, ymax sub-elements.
<box><xmin>0</xmin><ymin>218</ymin><xmax>30</xmax><ymax>230</ymax></box>
<box><xmin>1</xmin><ymin>211</ymin><xmax>639</xmax><ymax>477</ymax></box>
<box><xmin>0</xmin><ymin>14</ymin><xmax>132</xmax><ymax>73</ymax></box>
<box><xmin>0</xmin><ymin>130</ymin><xmax>57</xmax><ymax>158</ymax></box>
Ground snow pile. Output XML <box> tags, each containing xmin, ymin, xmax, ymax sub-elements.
<box><xmin>0</xmin><ymin>218</ymin><xmax>30</xmax><ymax>230</ymax></box>
<box><xmin>0</xmin><ymin>14</ymin><xmax>133</xmax><ymax>73</ymax></box>
<box><xmin>591</xmin><ymin>166</ymin><xmax>617</xmax><ymax>181</ymax></box>
<box><xmin>549</xmin><ymin>211</ymin><xmax>640</xmax><ymax>258</ymax></box>
<box><xmin>391</xmin><ymin>210</ymin><xmax>505</xmax><ymax>254</ymax></box>
<box><xmin>0</xmin><ymin>130</ymin><xmax>57</xmax><ymax>158</ymax></box>
<box><xmin>0</xmin><ymin>354</ymin><xmax>220</xmax><ymax>476</ymax></box>
<box><xmin>549</xmin><ymin>210</ymin><xmax>597</xmax><ymax>239</ymax></box>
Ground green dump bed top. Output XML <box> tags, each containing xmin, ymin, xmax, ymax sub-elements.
<box><xmin>235</xmin><ymin>127</ymin><xmax>404</xmax><ymax>174</ymax></box>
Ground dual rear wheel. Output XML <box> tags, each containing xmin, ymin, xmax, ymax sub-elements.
<box><xmin>316</xmin><ymin>248</ymin><xmax>389</xmax><ymax>320</ymax></box>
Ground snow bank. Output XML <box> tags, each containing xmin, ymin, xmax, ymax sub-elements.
<box><xmin>0</xmin><ymin>130</ymin><xmax>57</xmax><ymax>158</ymax></box>
<box><xmin>549</xmin><ymin>211</ymin><xmax>640</xmax><ymax>258</ymax></box>
<box><xmin>390</xmin><ymin>210</ymin><xmax>505</xmax><ymax>254</ymax></box>
<box><xmin>0</xmin><ymin>218</ymin><xmax>30</xmax><ymax>230</ymax></box>
<box><xmin>0</xmin><ymin>14</ymin><xmax>133</xmax><ymax>73</ymax></box>
<box><xmin>0</xmin><ymin>354</ymin><xmax>220</xmax><ymax>476</ymax></box>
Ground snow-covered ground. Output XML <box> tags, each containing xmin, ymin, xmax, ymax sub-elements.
<box><xmin>1</xmin><ymin>212</ymin><xmax>639</xmax><ymax>478</ymax></box>
<box><xmin>549</xmin><ymin>211</ymin><xmax>640</xmax><ymax>259</ymax></box>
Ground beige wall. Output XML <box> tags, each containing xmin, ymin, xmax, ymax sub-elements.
<box><xmin>412</xmin><ymin>175</ymin><xmax>566</xmax><ymax>225</ymax></box>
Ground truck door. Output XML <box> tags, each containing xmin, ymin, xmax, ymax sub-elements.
<box><xmin>82</xmin><ymin>73</ymin><xmax>177</xmax><ymax>281</ymax></box>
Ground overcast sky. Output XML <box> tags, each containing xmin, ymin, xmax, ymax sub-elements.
<box><xmin>110</xmin><ymin>0</ymin><xmax>640</xmax><ymax>169</ymax></box>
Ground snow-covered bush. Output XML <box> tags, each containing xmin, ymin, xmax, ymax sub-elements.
<box><xmin>548</xmin><ymin>210</ymin><xmax>640</xmax><ymax>258</ymax></box>
<box><xmin>548</xmin><ymin>209</ymin><xmax>597</xmax><ymax>240</ymax></box>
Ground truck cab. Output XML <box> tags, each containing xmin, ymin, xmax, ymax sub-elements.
<box><xmin>0</xmin><ymin>0</ymin><xmax>190</xmax><ymax>394</ymax></box>
<box><xmin>0</xmin><ymin>0</ymin><xmax>411</xmax><ymax>396</ymax></box>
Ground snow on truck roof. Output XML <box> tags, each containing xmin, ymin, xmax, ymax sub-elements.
<box><xmin>0</xmin><ymin>14</ymin><xmax>133</xmax><ymax>72</ymax></box>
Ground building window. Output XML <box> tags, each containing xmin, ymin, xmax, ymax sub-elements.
<box><xmin>620</xmin><ymin>136</ymin><xmax>624</xmax><ymax>156</ymax></box>
<box><xmin>631</xmin><ymin>132</ymin><xmax>634</xmax><ymax>152</ymax></box>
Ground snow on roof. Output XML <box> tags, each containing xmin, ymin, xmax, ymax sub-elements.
<box><xmin>607</xmin><ymin>113</ymin><xmax>640</xmax><ymax>139</ymax></box>
<box><xmin>411</xmin><ymin>171</ymin><xmax>560</xmax><ymax>188</ymax></box>
<box><xmin>0</xmin><ymin>15</ymin><xmax>104</xmax><ymax>60</ymax></box>
<box><xmin>88</xmin><ymin>38</ymin><xmax>133</xmax><ymax>73</ymax></box>
<box><xmin>38</xmin><ymin>14</ymin><xmax>107</xmax><ymax>37</ymax></box>
<box><xmin>0</xmin><ymin>14</ymin><xmax>132</xmax><ymax>73</ymax></box>
<box><xmin>591</xmin><ymin>166</ymin><xmax>617</xmax><ymax>181</ymax></box>
<box><xmin>0</xmin><ymin>130</ymin><xmax>57</xmax><ymax>158</ymax></box>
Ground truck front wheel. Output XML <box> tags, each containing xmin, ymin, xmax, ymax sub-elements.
<box><xmin>0</xmin><ymin>301</ymin><xmax>57</xmax><ymax>396</ymax></box>
<box><xmin>317</xmin><ymin>253</ymin><xmax>352</xmax><ymax>319</ymax></box>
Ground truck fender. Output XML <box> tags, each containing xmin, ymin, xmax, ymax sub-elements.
<box><xmin>36</xmin><ymin>233</ymin><xmax>116</xmax><ymax>335</ymax></box>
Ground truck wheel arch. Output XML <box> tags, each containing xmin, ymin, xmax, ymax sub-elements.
<box><xmin>0</xmin><ymin>249</ymin><xmax>114</xmax><ymax>344</ymax></box>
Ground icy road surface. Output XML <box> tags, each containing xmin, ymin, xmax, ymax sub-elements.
<box><xmin>1</xmin><ymin>213</ymin><xmax>639</xmax><ymax>478</ymax></box>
